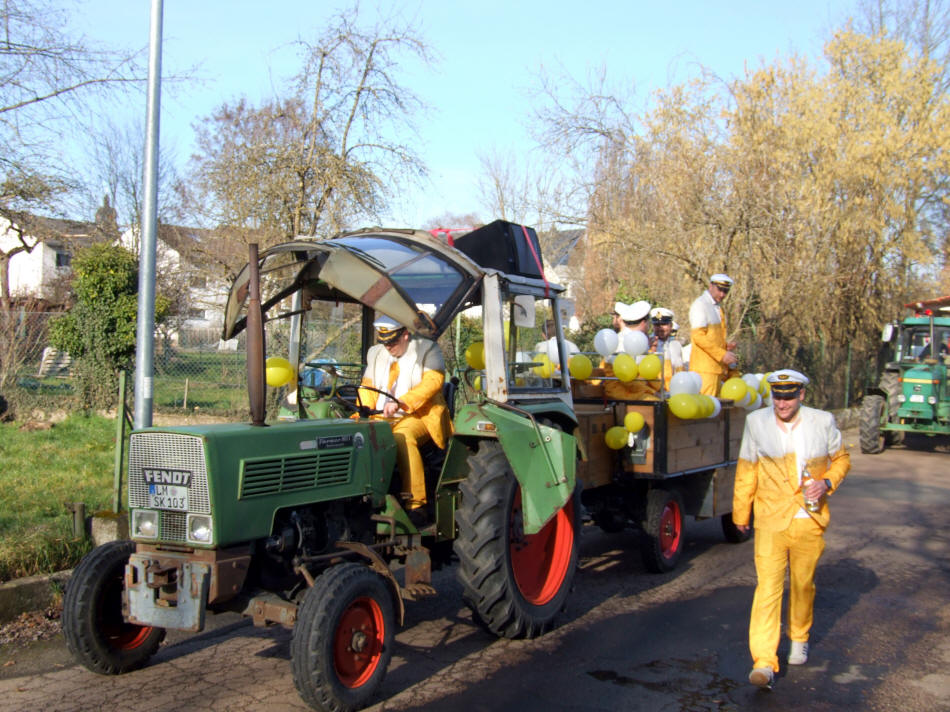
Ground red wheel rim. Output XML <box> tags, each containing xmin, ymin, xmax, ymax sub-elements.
<box><xmin>509</xmin><ymin>489</ymin><xmax>575</xmax><ymax>605</ymax></box>
<box><xmin>333</xmin><ymin>596</ymin><xmax>385</xmax><ymax>688</ymax></box>
<box><xmin>659</xmin><ymin>499</ymin><xmax>682</xmax><ymax>560</ymax></box>
<box><xmin>100</xmin><ymin>575</ymin><xmax>155</xmax><ymax>650</ymax></box>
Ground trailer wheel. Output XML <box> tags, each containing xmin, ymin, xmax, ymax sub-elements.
<box><xmin>721</xmin><ymin>512</ymin><xmax>753</xmax><ymax>543</ymax></box>
<box><xmin>860</xmin><ymin>395</ymin><xmax>886</xmax><ymax>454</ymax></box>
<box><xmin>454</xmin><ymin>441</ymin><xmax>579</xmax><ymax>639</ymax></box>
<box><xmin>640</xmin><ymin>489</ymin><xmax>685</xmax><ymax>573</ymax></box>
<box><xmin>292</xmin><ymin>563</ymin><xmax>395</xmax><ymax>712</ymax></box>
<box><xmin>62</xmin><ymin>540</ymin><xmax>165</xmax><ymax>674</ymax></box>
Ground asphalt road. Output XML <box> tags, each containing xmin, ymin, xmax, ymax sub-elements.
<box><xmin>1</xmin><ymin>429</ymin><xmax>948</xmax><ymax>711</ymax></box>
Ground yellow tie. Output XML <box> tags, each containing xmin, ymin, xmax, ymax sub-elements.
<box><xmin>387</xmin><ymin>361</ymin><xmax>399</xmax><ymax>392</ymax></box>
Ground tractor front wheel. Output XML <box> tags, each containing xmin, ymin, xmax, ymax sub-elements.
<box><xmin>640</xmin><ymin>489</ymin><xmax>685</xmax><ymax>573</ymax></box>
<box><xmin>291</xmin><ymin>563</ymin><xmax>395</xmax><ymax>712</ymax></box>
<box><xmin>62</xmin><ymin>540</ymin><xmax>165</xmax><ymax>674</ymax></box>
<box><xmin>454</xmin><ymin>441</ymin><xmax>579</xmax><ymax>639</ymax></box>
<box><xmin>860</xmin><ymin>395</ymin><xmax>887</xmax><ymax>454</ymax></box>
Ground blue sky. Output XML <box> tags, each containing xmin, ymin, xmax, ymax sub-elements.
<box><xmin>74</xmin><ymin>0</ymin><xmax>848</xmax><ymax>226</ymax></box>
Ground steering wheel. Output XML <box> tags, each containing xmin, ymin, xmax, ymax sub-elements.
<box><xmin>334</xmin><ymin>383</ymin><xmax>400</xmax><ymax>418</ymax></box>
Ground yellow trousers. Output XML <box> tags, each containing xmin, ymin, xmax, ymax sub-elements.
<box><xmin>749</xmin><ymin>517</ymin><xmax>825</xmax><ymax>672</ymax></box>
<box><xmin>695</xmin><ymin>371</ymin><xmax>722</xmax><ymax>396</ymax></box>
<box><xmin>392</xmin><ymin>415</ymin><xmax>431</xmax><ymax>509</ymax></box>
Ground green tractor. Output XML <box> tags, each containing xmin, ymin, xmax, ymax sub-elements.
<box><xmin>62</xmin><ymin>221</ymin><xmax>582</xmax><ymax>712</ymax></box>
<box><xmin>860</xmin><ymin>295</ymin><xmax>950</xmax><ymax>454</ymax></box>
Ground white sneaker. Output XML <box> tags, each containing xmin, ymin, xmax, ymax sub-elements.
<box><xmin>788</xmin><ymin>641</ymin><xmax>809</xmax><ymax>665</ymax></box>
<box><xmin>749</xmin><ymin>667</ymin><xmax>774</xmax><ymax>687</ymax></box>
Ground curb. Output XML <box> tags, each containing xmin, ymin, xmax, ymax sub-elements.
<box><xmin>0</xmin><ymin>569</ymin><xmax>72</xmax><ymax>623</ymax></box>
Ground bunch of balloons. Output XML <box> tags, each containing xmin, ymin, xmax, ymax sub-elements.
<box><xmin>593</xmin><ymin>328</ymin><xmax>651</xmax><ymax>359</ymax></box>
<box><xmin>604</xmin><ymin>408</ymin><xmax>647</xmax><ymax>450</ymax></box>
<box><xmin>668</xmin><ymin>393</ymin><xmax>722</xmax><ymax>420</ymax></box>
<box><xmin>719</xmin><ymin>374</ymin><xmax>770</xmax><ymax>410</ymax></box>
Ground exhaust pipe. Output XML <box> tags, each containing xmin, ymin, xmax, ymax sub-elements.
<box><xmin>246</xmin><ymin>243</ymin><xmax>266</xmax><ymax>426</ymax></box>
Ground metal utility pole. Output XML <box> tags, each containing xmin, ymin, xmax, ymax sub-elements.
<box><xmin>134</xmin><ymin>0</ymin><xmax>163</xmax><ymax>429</ymax></box>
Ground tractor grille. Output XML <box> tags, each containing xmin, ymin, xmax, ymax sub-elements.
<box><xmin>240</xmin><ymin>450</ymin><xmax>352</xmax><ymax>498</ymax></box>
<box><xmin>128</xmin><ymin>433</ymin><xmax>211</xmax><ymax>543</ymax></box>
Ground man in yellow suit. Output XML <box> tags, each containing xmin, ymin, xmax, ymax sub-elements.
<box><xmin>732</xmin><ymin>369</ymin><xmax>850</xmax><ymax>688</ymax></box>
<box><xmin>359</xmin><ymin>316</ymin><xmax>452</xmax><ymax>522</ymax></box>
<box><xmin>688</xmin><ymin>274</ymin><xmax>739</xmax><ymax>395</ymax></box>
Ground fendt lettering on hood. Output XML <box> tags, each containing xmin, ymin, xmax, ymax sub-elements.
<box><xmin>143</xmin><ymin>468</ymin><xmax>193</xmax><ymax>487</ymax></box>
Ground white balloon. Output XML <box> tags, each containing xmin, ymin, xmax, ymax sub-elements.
<box><xmin>688</xmin><ymin>372</ymin><xmax>703</xmax><ymax>392</ymax></box>
<box><xmin>622</xmin><ymin>330</ymin><xmax>649</xmax><ymax>356</ymax></box>
<box><xmin>742</xmin><ymin>373</ymin><xmax>760</xmax><ymax>392</ymax></box>
<box><xmin>744</xmin><ymin>392</ymin><xmax>762</xmax><ymax>411</ymax></box>
<box><xmin>709</xmin><ymin>397</ymin><xmax>723</xmax><ymax>418</ymax></box>
<box><xmin>669</xmin><ymin>371</ymin><xmax>697</xmax><ymax>395</ymax></box>
<box><xmin>594</xmin><ymin>329</ymin><xmax>619</xmax><ymax>357</ymax></box>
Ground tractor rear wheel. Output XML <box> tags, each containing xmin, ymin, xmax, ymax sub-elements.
<box><xmin>62</xmin><ymin>540</ymin><xmax>165</xmax><ymax>674</ymax></box>
<box><xmin>454</xmin><ymin>441</ymin><xmax>579</xmax><ymax>639</ymax></box>
<box><xmin>640</xmin><ymin>489</ymin><xmax>685</xmax><ymax>573</ymax></box>
<box><xmin>291</xmin><ymin>562</ymin><xmax>395</xmax><ymax>712</ymax></box>
<box><xmin>879</xmin><ymin>371</ymin><xmax>904</xmax><ymax>446</ymax></box>
<box><xmin>860</xmin><ymin>395</ymin><xmax>887</xmax><ymax>454</ymax></box>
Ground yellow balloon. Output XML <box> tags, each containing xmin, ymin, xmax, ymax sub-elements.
<box><xmin>568</xmin><ymin>354</ymin><xmax>593</xmax><ymax>380</ymax></box>
<box><xmin>473</xmin><ymin>375</ymin><xmax>482</xmax><ymax>390</ymax></box>
<box><xmin>669</xmin><ymin>393</ymin><xmax>699</xmax><ymax>420</ymax></box>
<box><xmin>624</xmin><ymin>411</ymin><xmax>645</xmax><ymax>433</ymax></box>
<box><xmin>465</xmin><ymin>341</ymin><xmax>485</xmax><ymax>370</ymax></box>
<box><xmin>604</xmin><ymin>426</ymin><xmax>628</xmax><ymax>450</ymax></box>
<box><xmin>759</xmin><ymin>377</ymin><xmax>771</xmax><ymax>396</ymax></box>
<box><xmin>533</xmin><ymin>353</ymin><xmax>555</xmax><ymax>378</ymax></box>
<box><xmin>699</xmin><ymin>394</ymin><xmax>715</xmax><ymax>417</ymax></box>
<box><xmin>613</xmin><ymin>353</ymin><xmax>638</xmax><ymax>382</ymax></box>
<box><xmin>720</xmin><ymin>377</ymin><xmax>748</xmax><ymax>402</ymax></box>
<box><xmin>265</xmin><ymin>356</ymin><xmax>295</xmax><ymax>388</ymax></box>
<box><xmin>638</xmin><ymin>354</ymin><xmax>662</xmax><ymax>380</ymax></box>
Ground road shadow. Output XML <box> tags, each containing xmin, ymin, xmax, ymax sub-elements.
<box><xmin>386</xmin><ymin>557</ymin><xmax>880</xmax><ymax>712</ymax></box>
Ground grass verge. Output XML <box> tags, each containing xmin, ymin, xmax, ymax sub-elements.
<box><xmin>0</xmin><ymin>415</ymin><xmax>117</xmax><ymax>582</ymax></box>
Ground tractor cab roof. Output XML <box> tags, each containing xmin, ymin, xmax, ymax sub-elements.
<box><xmin>223</xmin><ymin>220</ymin><xmax>563</xmax><ymax>341</ymax></box>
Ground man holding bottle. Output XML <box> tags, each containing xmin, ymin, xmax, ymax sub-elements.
<box><xmin>732</xmin><ymin>369</ymin><xmax>851</xmax><ymax>688</ymax></box>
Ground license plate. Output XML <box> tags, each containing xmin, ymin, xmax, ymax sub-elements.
<box><xmin>909</xmin><ymin>394</ymin><xmax>925</xmax><ymax>403</ymax></box>
<box><xmin>148</xmin><ymin>484</ymin><xmax>189</xmax><ymax>511</ymax></box>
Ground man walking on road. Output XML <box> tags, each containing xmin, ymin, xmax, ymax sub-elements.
<box><xmin>732</xmin><ymin>369</ymin><xmax>851</xmax><ymax>688</ymax></box>
<box><xmin>688</xmin><ymin>274</ymin><xmax>739</xmax><ymax>395</ymax></box>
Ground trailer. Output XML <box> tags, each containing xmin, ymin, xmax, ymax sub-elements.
<box><xmin>572</xmin><ymin>376</ymin><xmax>750</xmax><ymax>572</ymax></box>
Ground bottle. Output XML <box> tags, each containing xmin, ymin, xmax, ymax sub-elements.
<box><xmin>802</xmin><ymin>469</ymin><xmax>820</xmax><ymax>512</ymax></box>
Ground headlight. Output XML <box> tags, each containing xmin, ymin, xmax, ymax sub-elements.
<box><xmin>897</xmin><ymin>394</ymin><xmax>906</xmax><ymax>402</ymax></box>
<box><xmin>187</xmin><ymin>514</ymin><xmax>213</xmax><ymax>544</ymax></box>
<box><xmin>132</xmin><ymin>509</ymin><xmax>158</xmax><ymax>539</ymax></box>
<box><xmin>928</xmin><ymin>396</ymin><xmax>937</xmax><ymax>405</ymax></box>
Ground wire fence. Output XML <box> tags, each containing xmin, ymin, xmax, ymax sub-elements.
<box><xmin>2</xmin><ymin>310</ymin><xmax>881</xmax><ymax>421</ymax></box>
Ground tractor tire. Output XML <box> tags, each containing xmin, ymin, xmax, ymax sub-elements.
<box><xmin>860</xmin><ymin>395</ymin><xmax>887</xmax><ymax>454</ymax></box>
<box><xmin>721</xmin><ymin>511</ymin><xmax>753</xmax><ymax>543</ymax></box>
<box><xmin>62</xmin><ymin>540</ymin><xmax>165</xmax><ymax>674</ymax></box>
<box><xmin>454</xmin><ymin>441</ymin><xmax>580</xmax><ymax>639</ymax></box>
<box><xmin>640</xmin><ymin>489</ymin><xmax>685</xmax><ymax>573</ymax></box>
<box><xmin>291</xmin><ymin>562</ymin><xmax>395</xmax><ymax>712</ymax></box>
<box><xmin>879</xmin><ymin>371</ymin><xmax>904</xmax><ymax>446</ymax></box>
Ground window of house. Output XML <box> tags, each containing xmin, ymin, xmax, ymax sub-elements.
<box><xmin>56</xmin><ymin>251</ymin><xmax>71</xmax><ymax>267</ymax></box>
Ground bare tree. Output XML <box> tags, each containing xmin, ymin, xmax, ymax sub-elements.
<box><xmin>182</xmin><ymin>3</ymin><xmax>432</xmax><ymax>276</ymax></box>
<box><xmin>0</xmin><ymin>0</ymin><xmax>144</xmax><ymax>307</ymax></box>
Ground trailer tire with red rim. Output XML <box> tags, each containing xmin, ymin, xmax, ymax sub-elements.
<box><xmin>640</xmin><ymin>488</ymin><xmax>685</xmax><ymax>573</ymax></box>
<box><xmin>61</xmin><ymin>540</ymin><xmax>166</xmax><ymax>674</ymax></box>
